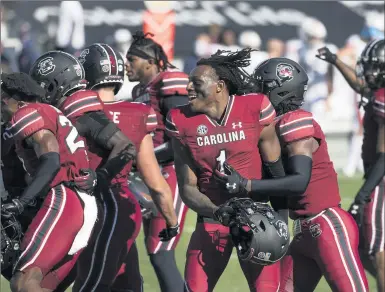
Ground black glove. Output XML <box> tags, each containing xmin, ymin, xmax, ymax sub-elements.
<box><xmin>348</xmin><ymin>199</ymin><xmax>366</xmax><ymax>228</ymax></box>
<box><xmin>214</xmin><ymin>161</ymin><xmax>248</xmax><ymax>194</ymax></box>
<box><xmin>159</xmin><ymin>223</ymin><xmax>180</xmax><ymax>241</ymax></box>
<box><xmin>1</xmin><ymin>198</ymin><xmax>24</xmax><ymax>217</ymax></box>
<box><xmin>316</xmin><ymin>47</ymin><xmax>337</xmax><ymax>64</ymax></box>
<box><xmin>213</xmin><ymin>204</ymin><xmax>236</xmax><ymax>226</ymax></box>
<box><xmin>72</xmin><ymin>168</ymin><xmax>98</xmax><ymax>193</ymax></box>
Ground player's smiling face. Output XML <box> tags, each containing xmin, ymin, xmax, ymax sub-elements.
<box><xmin>187</xmin><ymin>65</ymin><xmax>218</xmax><ymax>113</ymax></box>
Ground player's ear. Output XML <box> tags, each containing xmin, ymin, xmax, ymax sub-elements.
<box><xmin>216</xmin><ymin>80</ymin><xmax>225</xmax><ymax>93</ymax></box>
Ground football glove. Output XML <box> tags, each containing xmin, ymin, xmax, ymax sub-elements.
<box><xmin>214</xmin><ymin>161</ymin><xmax>248</xmax><ymax>194</ymax></box>
<box><xmin>213</xmin><ymin>203</ymin><xmax>236</xmax><ymax>226</ymax></box>
<box><xmin>72</xmin><ymin>168</ymin><xmax>98</xmax><ymax>193</ymax></box>
<box><xmin>348</xmin><ymin>200</ymin><xmax>365</xmax><ymax>228</ymax></box>
<box><xmin>159</xmin><ymin>224</ymin><xmax>180</xmax><ymax>242</ymax></box>
<box><xmin>316</xmin><ymin>47</ymin><xmax>337</xmax><ymax>64</ymax></box>
<box><xmin>1</xmin><ymin>198</ymin><xmax>24</xmax><ymax>217</ymax></box>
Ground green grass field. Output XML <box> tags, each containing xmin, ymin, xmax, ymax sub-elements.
<box><xmin>1</xmin><ymin>175</ymin><xmax>378</xmax><ymax>291</ymax></box>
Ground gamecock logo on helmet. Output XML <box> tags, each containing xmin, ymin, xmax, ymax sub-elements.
<box><xmin>37</xmin><ymin>57</ymin><xmax>56</xmax><ymax>76</ymax></box>
<box><xmin>276</xmin><ymin>63</ymin><xmax>294</xmax><ymax>82</ymax></box>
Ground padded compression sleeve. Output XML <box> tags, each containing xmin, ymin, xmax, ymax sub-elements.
<box><xmin>251</xmin><ymin>155</ymin><xmax>312</xmax><ymax>197</ymax></box>
<box><xmin>355</xmin><ymin>152</ymin><xmax>385</xmax><ymax>203</ymax></box>
<box><xmin>18</xmin><ymin>152</ymin><xmax>60</xmax><ymax>206</ymax></box>
<box><xmin>154</xmin><ymin>142</ymin><xmax>174</xmax><ymax>164</ymax></box>
<box><xmin>75</xmin><ymin>111</ymin><xmax>120</xmax><ymax>149</ymax></box>
<box><xmin>161</xmin><ymin>95</ymin><xmax>189</xmax><ymax>114</ymax></box>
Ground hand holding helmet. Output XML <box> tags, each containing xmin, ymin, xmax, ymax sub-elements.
<box><xmin>223</xmin><ymin>198</ymin><xmax>290</xmax><ymax>266</ymax></box>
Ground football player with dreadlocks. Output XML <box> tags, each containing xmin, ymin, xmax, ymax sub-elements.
<box><xmin>318</xmin><ymin>39</ymin><xmax>385</xmax><ymax>292</ymax></box>
<box><xmin>125</xmin><ymin>31</ymin><xmax>189</xmax><ymax>291</ymax></box>
<box><xmin>1</xmin><ymin>72</ymin><xmax>98</xmax><ymax>292</ymax></box>
<box><xmin>70</xmin><ymin>42</ymin><xmax>179</xmax><ymax>292</ymax></box>
<box><xmin>166</xmin><ymin>48</ymin><xmax>287</xmax><ymax>292</ymax></box>
<box><xmin>215</xmin><ymin>57</ymin><xmax>369</xmax><ymax>291</ymax></box>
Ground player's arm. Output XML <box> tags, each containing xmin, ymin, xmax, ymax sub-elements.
<box><xmin>3</xmin><ymin>130</ymin><xmax>60</xmax><ymax>214</ymax></box>
<box><xmin>137</xmin><ymin>134</ymin><xmax>178</xmax><ymax>227</ymax></box>
<box><xmin>156</xmin><ymin>95</ymin><xmax>190</xmax><ymax>164</ymax></box>
<box><xmin>258</xmin><ymin>96</ymin><xmax>285</xmax><ymax>178</ymax></box>
<box><xmin>172</xmin><ymin>137</ymin><xmax>218</xmax><ymax>218</ymax></box>
<box><xmin>353</xmin><ymin>114</ymin><xmax>385</xmax><ymax>204</ymax></box>
<box><xmin>75</xmin><ymin>111</ymin><xmax>136</xmax><ymax>180</ymax></box>
<box><xmin>316</xmin><ymin>47</ymin><xmax>367</xmax><ymax>94</ymax></box>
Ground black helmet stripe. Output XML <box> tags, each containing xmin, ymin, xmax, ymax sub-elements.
<box><xmin>95</xmin><ymin>43</ymin><xmax>111</xmax><ymax>75</ymax></box>
<box><xmin>104</xmin><ymin>44</ymin><xmax>119</xmax><ymax>75</ymax></box>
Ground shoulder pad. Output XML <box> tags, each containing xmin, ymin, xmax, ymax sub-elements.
<box><xmin>157</xmin><ymin>71</ymin><xmax>189</xmax><ymax>97</ymax></box>
<box><xmin>373</xmin><ymin>88</ymin><xmax>385</xmax><ymax>119</ymax></box>
<box><xmin>278</xmin><ymin>110</ymin><xmax>314</xmax><ymax>143</ymax></box>
<box><xmin>9</xmin><ymin>104</ymin><xmax>52</xmax><ymax>140</ymax></box>
<box><xmin>60</xmin><ymin>90</ymin><xmax>103</xmax><ymax>119</ymax></box>
<box><xmin>258</xmin><ymin>94</ymin><xmax>276</xmax><ymax>126</ymax></box>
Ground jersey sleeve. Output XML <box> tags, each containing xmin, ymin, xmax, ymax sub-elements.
<box><xmin>373</xmin><ymin>88</ymin><xmax>385</xmax><ymax>119</ymax></box>
<box><xmin>9</xmin><ymin>106</ymin><xmax>49</xmax><ymax>140</ymax></box>
<box><xmin>259</xmin><ymin>94</ymin><xmax>276</xmax><ymax>126</ymax></box>
<box><xmin>165</xmin><ymin>109</ymin><xmax>183</xmax><ymax>142</ymax></box>
<box><xmin>278</xmin><ymin>111</ymin><xmax>315</xmax><ymax>143</ymax></box>
<box><xmin>145</xmin><ymin>107</ymin><xmax>158</xmax><ymax>133</ymax></box>
<box><xmin>159</xmin><ymin>71</ymin><xmax>189</xmax><ymax>96</ymax></box>
<box><xmin>61</xmin><ymin>90</ymin><xmax>103</xmax><ymax>119</ymax></box>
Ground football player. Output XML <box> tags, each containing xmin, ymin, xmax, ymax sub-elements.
<box><xmin>166</xmin><ymin>49</ymin><xmax>286</xmax><ymax>292</ymax></box>
<box><xmin>1</xmin><ymin>72</ymin><xmax>98</xmax><ymax>291</ymax></box>
<box><xmin>215</xmin><ymin>57</ymin><xmax>369</xmax><ymax>291</ymax></box>
<box><xmin>72</xmin><ymin>42</ymin><xmax>179</xmax><ymax>292</ymax></box>
<box><xmin>318</xmin><ymin>39</ymin><xmax>385</xmax><ymax>292</ymax></box>
<box><xmin>125</xmin><ymin>31</ymin><xmax>189</xmax><ymax>291</ymax></box>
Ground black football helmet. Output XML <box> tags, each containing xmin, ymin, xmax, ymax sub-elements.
<box><xmin>356</xmin><ymin>39</ymin><xmax>385</xmax><ymax>90</ymax></box>
<box><xmin>79</xmin><ymin>43</ymin><xmax>125</xmax><ymax>95</ymax></box>
<box><xmin>253</xmin><ymin>58</ymin><xmax>309</xmax><ymax>108</ymax></box>
<box><xmin>226</xmin><ymin>198</ymin><xmax>290</xmax><ymax>266</ymax></box>
<box><xmin>1</xmin><ymin>209</ymin><xmax>22</xmax><ymax>272</ymax></box>
<box><xmin>29</xmin><ymin>51</ymin><xmax>87</xmax><ymax>105</ymax></box>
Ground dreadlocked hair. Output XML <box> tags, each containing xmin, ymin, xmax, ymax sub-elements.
<box><xmin>197</xmin><ymin>48</ymin><xmax>255</xmax><ymax>95</ymax></box>
<box><xmin>274</xmin><ymin>99</ymin><xmax>301</xmax><ymax>116</ymax></box>
<box><xmin>1</xmin><ymin>72</ymin><xmax>46</xmax><ymax>102</ymax></box>
<box><xmin>130</xmin><ymin>31</ymin><xmax>176</xmax><ymax>71</ymax></box>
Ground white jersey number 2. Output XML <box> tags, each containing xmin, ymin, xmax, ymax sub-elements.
<box><xmin>58</xmin><ymin>115</ymin><xmax>85</xmax><ymax>154</ymax></box>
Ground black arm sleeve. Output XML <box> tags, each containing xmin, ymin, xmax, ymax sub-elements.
<box><xmin>355</xmin><ymin>152</ymin><xmax>385</xmax><ymax>203</ymax></box>
<box><xmin>75</xmin><ymin>111</ymin><xmax>120</xmax><ymax>149</ymax></box>
<box><xmin>263</xmin><ymin>157</ymin><xmax>286</xmax><ymax>178</ymax></box>
<box><xmin>161</xmin><ymin>95</ymin><xmax>189</xmax><ymax>114</ymax></box>
<box><xmin>154</xmin><ymin>142</ymin><xmax>174</xmax><ymax>164</ymax></box>
<box><xmin>251</xmin><ymin>155</ymin><xmax>312</xmax><ymax>197</ymax></box>
<box><xmin>18</xmin><ymin>152</ymin><xmax>60</xmax><ymax>206</ymax></box>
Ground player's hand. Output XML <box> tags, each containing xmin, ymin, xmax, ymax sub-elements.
<box><xmin>214</xmin><ymin>161</ymin><xmax>248</xmax><ymax>194</ymax></box>
<box><xmin>159</xmin><ymin>223</ymin><xmax>180</xmax><ymax>241</ymax></box>
<box><xmin>213</xmin><ymin>204</ymin><xmax>236</xmax><ymax>226</ymax></box>
<box><xmin>316</xmin><ymin>47</ymin><xmax>337</xmax><ymax>64</ymax></box>
<box><xmin>348</xmin><ymin>200</ymin><xmax>365</xmax><ymax>228</ymax></box>
<box><xmin>1</xmin><ymin>198</ymin><xmax>24</xmax><ymax>217</ymax></box>
<box><xmin>73</xmin><ymin>168</ymin><xmax>98</xmax><ymax>193</ymax></box>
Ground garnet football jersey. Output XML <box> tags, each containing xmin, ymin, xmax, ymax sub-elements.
<box><xmin>9</xmin><ymin>103</ymin><xmax>89</xmax><ymax>187</ymax></box>
<box><xmin>166</xmin><ymin>93</ymin><xmax>276</xmax><ymax>205</ymax></box>
<box><xmin>58</xmin><ymin>89</ymin><xmax>107</xmax><ymax>172</ymax></box>
<box><xmin>103</xmin><ymin>100</ymin><xmax>158</xmax><ymax>185</ymax></box>
<box><xmin>132</xmin><ymin>71</ymin><xmax>188</xmax><ymax>148</ymax></box>
<box><xmin>275</xmin><ymin>109</ymin><xmax>341</xmax><ymax>219</ymax></box>
<box><xmin>362</xmin><ymin>88</ymin><xmax>385</xmax><ymax>169</ymax></box>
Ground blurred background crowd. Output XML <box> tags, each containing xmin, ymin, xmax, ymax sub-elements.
<box><xmin>1</xmin><ymin>0</ymin><xmax>384</xmax><ymax>176</ymax></box>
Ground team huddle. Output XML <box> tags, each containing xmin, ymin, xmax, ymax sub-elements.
<box><xmin>0</xmin><ymin>30</ymin><xmax>384</xmax><ymax>292</ymax></box>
